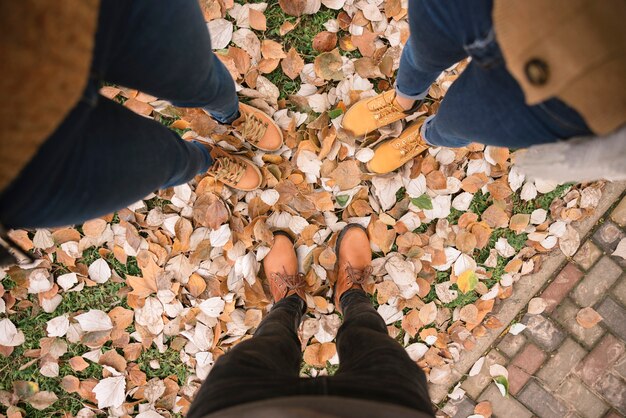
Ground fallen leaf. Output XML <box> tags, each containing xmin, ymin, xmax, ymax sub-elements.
<box><xmin>303</xmin><ymin>342</ymin><xmax>336</xmax><ymax>367</ymax></box>
<box><xmin>282</xmin><ymin>47</ymin><xmax>305</xmax><ymax>80</ymax></box>
<box><xmin>329</xmin><ymin>160</ymin><xmax>361</xmax><ymax>190</ymax></box>
<box><xmin>314</xmin><ymin>49</ymin><xmax>344</xmax><ymax>81</ymax></box>
<box><xmin>261</xmin><ymin>39</ymin><xmax>287</xmax><ymax>59</ymax></box>
<box><xmin>612</xmin><ymin>238</ymin><xmax>626</xmax><ymax>259</ymax></box>
<box><xmin>528</xmin><ymin>298</ymin><xmax>547</xmax><ymax>315</ymax></box>
<box><xmin>457</xmin><ymin>270</ymin><xmax>478</xmax><ymax>294</ymax></box>
<box><xmin>312</xmin><ymin>31</ymin><xmax>338</xmax><ymax>52</ymax></box>
<box><xmin>88</xmin><ymin>258</ymin><xmax>111</xmax><ymax>284</ymax></box>
<box><xmin>75</xmin><ymin>310</ymin><xmax>114</xmax><ymax>332</ymax></box>
<box><xmin>93</xmin><ymin>375</ymin><xmax>126</xmax><ymax>409</ymax></box>
<box><xmin>576</xmin><ymin>307</ymin><xmax>602</xmax><ymax>328</ymax></box>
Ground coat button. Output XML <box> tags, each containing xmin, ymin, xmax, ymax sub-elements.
<box><xmin>525</xmin><ymin>59</ymin><xmax>549</xmax><ymax>85</ymax></box>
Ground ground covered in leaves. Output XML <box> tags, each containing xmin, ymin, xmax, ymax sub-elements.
<box><xmin>0</xmin><ymin>1</ymin><xmax>606</xmax><ymax>417</ymax></box>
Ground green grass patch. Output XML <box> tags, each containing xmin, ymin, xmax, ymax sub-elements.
<box><xmin>137</xmin><ymin>348</ymin><xmax>189</xmax><ymax>383</ymax></box>
<box><xmin>145</xmin><ymin>196</ymin><xmax>172</xmax><ymax>211</ymax></box>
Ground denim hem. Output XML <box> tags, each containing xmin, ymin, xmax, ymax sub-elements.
<box><xmin>205</xmin><ymin>107</ymin><xmax>240</xmax><ymax>125</ymax></box>
<box><xmin>420</xmin><ymin>115</ymin><xmax>437</xmax><ymax>146</ymax></box>
<box><xmin>394</xmin><ymin>82</ymin><xmax>430</xmax><ymax>102</ymax></box>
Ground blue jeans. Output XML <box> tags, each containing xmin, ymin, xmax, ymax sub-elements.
<box><xmin>0</xmin><ymin>0</ymin><xmax>239</xmax><ymax>228</ymax></box>
<box><xmin>396</xmin><ymin>0</ymin><xmax>592</xmax><ymax>148</ymax></box>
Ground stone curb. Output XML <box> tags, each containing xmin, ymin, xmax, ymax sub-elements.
<box><xmin>429</xmin><ymin>181</ymin><xmax>626</xmax><ymax>404</ymax></box>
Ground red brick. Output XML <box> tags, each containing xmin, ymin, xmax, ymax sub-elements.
<box><xmin>512</xmin><ymin>343</ymin><xmax>547</xmax><ymax>374</ymax></box>
<box><xmin>575</xmin><ymin>334</ymin><xmax>625</xmax><ymax>386</ymax></box>
<box><xmin>507</xmin><ymin>364</ymin><xmax>531</xmax><ymax>396</ymax></box>
<box><xmin>541</xmin><ymin>263</ymin><xmax>584</xmax><ymax>313</ymax></box>
<box><xmin>604</xmin><ymin>410</ymin><xmax>624</xmax><ymax>418</ymax></box>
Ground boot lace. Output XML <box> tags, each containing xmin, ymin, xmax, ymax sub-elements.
<box><xmin>368</xmin><ymin>93</ymin><xmax>403</xmax><ymax>122</ymax></box>
<box><xmin>345</xmin><ymin>263</ymin><xmax>373</xmax><ymax>285</ymax></box>
<box><xmin>393</xmin><ymin>130</ymin><xmax>425</xmax><ymax>156</ymax></box>
<box><xmin>207</xmin><ymin>156</ymin><xmax>246</xmax><ymax>184</ymax></box>
<box><xmin>272</xmin><ymin>267</ymin><xmax>306</xmax><ymax>297</ymax></box>
<box><xmin>237</xmin><ymin>112</ymin><xmax>268</xmax><ymax>145</ymax></box>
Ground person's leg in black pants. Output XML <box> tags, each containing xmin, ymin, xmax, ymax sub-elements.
<box><xmin>186</xmin><ymin>294</ymin><xmax>308</xmax><ymax>417</ymax></box>
<box><xmin>186</xmin><ymin>226</ymin><xmax>434</xmax><ymax>417</ymax></box>
<box><xmin>329</xmin><ymin>289</ymin><xmax>434</xmax><ymax>415</ymax></box>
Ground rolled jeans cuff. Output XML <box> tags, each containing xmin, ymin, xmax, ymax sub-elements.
<box><xmin>420</xmin><ymin>114</ymin><xmax>437</xmax><ymax>146</ymax></box>
<box><xmin>394</xmin><ymin>82</ymin><xmax>430</xmax><ymax>101</ymax></box>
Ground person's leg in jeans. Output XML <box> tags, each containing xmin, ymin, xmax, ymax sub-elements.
<box><xmin>397</xmin><ymin>0</ymin><xmax>592</xmax><ymax>148</ymax></box>
<box><xmin>94</xmin><ymin>0</ymin><xmax>239</xmax><ymax>123</ymax></box>
<box><xmin>0</xmin><ymin>0</ymin><xmax>260</xmax><ymax>228</ymax></box>
<box><xmin>349</xmin><ymin>0</ymin><xmax>593</xmax><ymax>173</ymax></box>
<box><xmin>0</xmin><ymin>87</ymin><xmax>213</xmax><ymax>228</ymax></box>
<box><xmin>186</xmin><ymin>232</ymin><xmax>309</xmax><ymax>417</ymax></box>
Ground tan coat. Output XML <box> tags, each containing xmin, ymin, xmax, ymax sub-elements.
<box><xmin>493</xmin><ymin>0</ymin><xmax>626</xmax><ymax>135</ymax></box>
<box><xmin>0</xmin><ymin>0</ymin><xmax>100</xmax><ymax>192</ymax></box>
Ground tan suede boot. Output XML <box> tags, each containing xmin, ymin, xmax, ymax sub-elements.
<box><xmin>233</xmin><ymin>103</ymin><xmax>284</xmax><ymax>152</ymax></box>
<box><xmin>263</xmin><ymin>231</ymin><xmax>306</xmax><ymax>302</ymax></box>
<box><xmin>342</xmin><ymin>90</ymin><xmax>414</xmax><ymax>137</ymax></box>
<box><xmin>206</xmin><ymin>146</ymin><xmax>263</xmax><ymax>191</ymax></box>
<box><xmin>334</xmin><ymin>224</ymin><xmax>372</xmax><ymax>312</ymax></box>
<box><xmin>367</xmin><ymin>117</ymin><xmax>429</xmax><ymax>174</ymax></box>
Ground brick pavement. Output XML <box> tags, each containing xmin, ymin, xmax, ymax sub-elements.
<box><xmin>440</xmin><ymin>190</ymin><xmax>626</xmax><ymax>418</ymax></box>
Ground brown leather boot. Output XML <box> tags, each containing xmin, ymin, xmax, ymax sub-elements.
<box><xmin>206</xmin><ymin>146</ymin><xmax>263</xmax><ymax>191</ymax></box>
<box><xmin>233</xmin><ymin>103</ymin><xmax>284</xmax><ymax>152</ymax></box>
<box><xmin>334</xmin><ymin>224</ymin><xmax>372</xmax><ymax>312</ymax></box>
<box><xmin>263</xmin><ymin>231</ymin><xmax>306</xmax><ymax>303</ymax></box>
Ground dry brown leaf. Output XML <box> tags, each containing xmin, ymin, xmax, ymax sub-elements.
<box><xmin>258</xmin><ymin>58</ymin><xmax>281</xmax><ymax>74</ymax></box>
<box><xmin>461</xmin><ymin>173</ymin><xmax>489</xmax><ymax>193</ymax></box>
<box><xmin>475</xmin><ymin>400</ymin><xmax>493</xmax><ymax>418</ymax></box>
<box><xmin>124</xmin><ymin>98</ymin><xmax>153</xmax><ymax>116</ymax></box>
<box><xmin>576</xmin><ymin>307</ymin><xmax>602</xmax><ymax>329</ymax></box>
<box><xmin>61</xmin><ymin>375</ymin><xmax>80</xmax><ymax>393</ymax></box>
<box><xmin>368</xmin><ymin>219</ymin><xmax>396</xmax><ymax>255</ymax></box>
<box><xmin>68</xmin><ymin>356</ymin><xmax>89</xmax><ymax>372</ymax></box>
<box><xmin>303</xmin><ymin>342</ymin><xmax>337</xmax><ymax>367</ymax></box>
<box><xmin>509</xmin><ymin>214</ymin><xmax>530</xmax><ymax>234</ymax></box>
<box><xmin>419</xmin><ymin>302</ymin><xmax>437</xmax><ymax>325</ymax></box>
<box><xmin>261</xmin><ymin>39</ymin><xmax>287</xmax><ymax>59</ymax></box>
<box><xmin>329</xmin><ymin>160</ymin><xmax>361</xmax><ymax>190</ymax></box>
<box><xmin>313</xmin><ymin>49</ymin><xmax>344</xmax><ymax>81</ymax></box>
<box><xmin>351</xmin><ymin>29</ymin><xmax>378</xmax><ymax>57</ymax></box>
<box><xmin>193</xmin><ymin>193</ymin><xmax>229</xmax><ymax>230</ymax></box>
<box><xmin>249</xmin><ymin>8</ymin><xmax>267</xmax><ymax>31</ymax></box>
<box><xmin>279</xmin><ymin>0</ymin><xmax>308</xmax><ymax>16</ymax></box>
<box><xmin>402</xmin><ymin>309</ymin><xmax>423</xmax><ymax>338</ymax></box>
<box><xmin>99</xmin><ymin>350</ymin><xmax>127</xmax><ymax>373</ymax></box>
<box><xmin>187</xmin><ymin>273</ymin><xmax>207</xmax><ymax>298</ymax></box>
<box><xmin>281</xmin><ymin>47</ymin><xmax>305</xmax><ymax>80</ymax></box>
<box><xmin>482</xmin><ymin>204</ymin><xmax>510</xmax><ymax>228</ymax></box>
<box><xmin>312</xmin><ymin>31</ymin><xmax>338</xmax><ymax>52</ymax></box>
<box><xmin>82</xmin><ymin>219</ymin><xmax>107</xmax><ymax>238</ymax></box>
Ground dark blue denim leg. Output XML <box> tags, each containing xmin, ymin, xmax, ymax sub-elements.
<box><xmin>399</xmin><ymin>0</ymin><xmax>592</xmax><ymax>147</ymax></box>
<box><xmin>186</xmin><ymin>295</ymin><xmax>308</xmax><ymax>417</ymax></box>
<box><xmin>327</xmin><ymin>290</ymin><xmax>434</xmax><ymax>415</ymax></box>
<box><xmin>94</xmin><ymin>0</ymin><xmax>239</xmax><ymax>123</ymax></box>
<box><xmin>0</xmin><ymin>88</ymin><xmax>212</xmax><ymax>228</ymax></box>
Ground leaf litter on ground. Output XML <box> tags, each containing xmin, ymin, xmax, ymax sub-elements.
<box><xmin>0</xmin><ymin>0</ymin><xmax>606</xmax><ymax>415</ymax></box>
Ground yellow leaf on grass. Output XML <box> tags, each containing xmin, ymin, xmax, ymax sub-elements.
<box><xmin>457</xmin><ymin>270</ymin><xmax>478</xmax><ymax>294</ymax></box>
